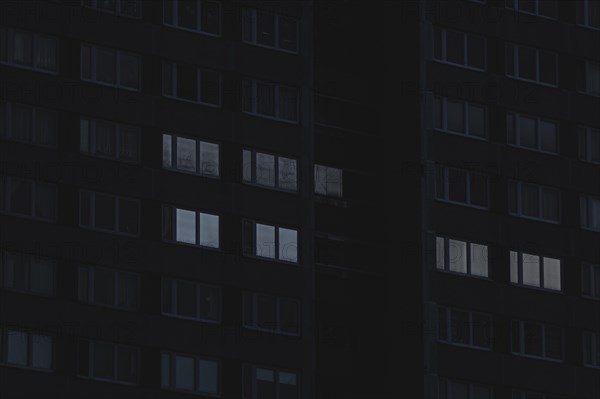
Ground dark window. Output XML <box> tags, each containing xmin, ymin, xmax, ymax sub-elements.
<box><xmin>0</xmin><ymin>28</ymin><xmax>58</xmax><ymax>73</ymax></box>
<box><xmin>162</xmin><ymin>61</ymin><xmax>221</xmax><ymax>106</ymax></box>
<box><xmin>80</xmin><ymin>44</ymin><xmax>141</xmax><ymax>90</ymax></box>
<box><xmin>435</xmin><ymin>166</ymin><xmax>489</xmax><ymax>208</ymax></box>
<box><xmin>3</xmin><ymin>330</ymin><xmax>53</xmax><ymax>370</ymax></box>
<box><xmin>582</xmin><ymin>263</ymin><xmax>600</xmax><ymax>299</ymax></box>
<box><xmin>242</xmin><ymin>78</ymin><xmax>299</xmax><ymax>123</ymax></box>
<box><xmin>163</xmin><ymin>0</ymin><xmax>221</xmax><ymax>35</ymax></box>
<box><xmin>243</xmin><ymin>292</ymin><xmax>300</xmax><ymax>335</ymax></box>
<box><xmin>0</xmin><ymin>176</ymin><xmax>57</xmax><ymax>221</ymax></box>
<box><xmin>243</xmin><ymin>364</ymin><xmax>299</xmax><ymax>399</ymax></box>
<box><xmin>162</xmin><ymin>278</ymin><xmax>221</xmax><ymax>322</ymax></box>
<box><xmin>583</xmin><ymin>331</ymin><xmax>600</xmax><ymax>367</ymax></box>
<box><xmin>78</xmin><ymin>340</ymin><xmax>138</xmax><ymax>384</ymax></box>
<box><xmin>243</xmin><ymin>8</ymin><xmax>299</xmax><ymax>53</ymax></box>
<box><xmin>79</xmin><ymin>191</ymin><xmax>140</xmax><ymax>236</ymax></box>
<box><xmin>506</xmin><ymin>43</ymin><xmax>557</xmax><ymax>86</ymax></box>
<box><xmin>83</xmin><ymin>0</ymin><xmax>142</xmax><ymax>18</ymax></box>
<box><xmin>1</xmin><ymin>251</ymin><xmax>55</xmax><ymax>296</ymax></box>
<box><xmin>577</xmin><ymin>0</ymin><xmax>600</xmax><ymax>29</ymax></box>
<box><xmin>438</xmin><ymin>307</ymin><xmax>491</xmax><ymax>349</ymax></box>
<box><xmin>78</xmin><ymin>265</ymin><xmax>139</xmax><ymax>310</ymax></box>
<box><xmin>512</xmin><ymin>320</ymin><xmax>564</xmax><ymax>361</ymax></box>
<box><xmin>433</xmin><ymin>27</ymin><xmax>486</xmax><ymax>70</ymax></box>
<box><xmin>508</xmin><ymin>181</ymin><xmax>560</xmax><ymax>223</ymax></box>
<box><xmin>0</xmin><ymin>102</ymin><xmax>57</xmax><ymax>147</ymax></box>
<box><xmin>160</xmin><ymin>352</ymin><xmax>219</xmax><ymax>395</ymax></box>
<box><xmin>80</xmin><ymin>117</ymin><xmax>140</xmax><ymax>163</ymax></box>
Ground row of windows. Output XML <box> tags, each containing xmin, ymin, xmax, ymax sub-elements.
<box><xmin>435</xmin><ymin>165</ymin><xmax>600</xmax><ymax>229</ymax></box>
<box><xmin>433</xmin><ymin>27</ymin><xmax>600</xmax><ymax>95</ymax></box>
<box><xmin>437</xmin><ymin>306</ymin><xmax>600</xmax><ymax>367</ymax></box>
<box><xmin>435</xmin><ymin>235</ymin><xmax>600</xmax><ymax>299</ymax></box>
<box><xmin>2</xmin><ymin>251</ymin><xmax>302</xmax><ymax>335</ymax></box>
<box><xmin>0</xmin><ymin>329</ymin><xmax>300</xmax><ymax>397</ymax></box>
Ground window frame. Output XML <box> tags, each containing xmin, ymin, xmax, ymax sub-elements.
<box><xmin>243</xmin><ymin>363</ymin><xmax>300</xmax><ymax>399</ymax></box>
<box><xmin>433</xmin><ymin>27</ymin><xmax>487</xmax><ymax>72</ymax></box>
<box><xmin>433</xmin><ymin>96</ymin><xmax>488</xmax><ymax>140</ymax></box>
<box><xmin>1</xmin><ymin>329</ymin><xmax>54</xmax><ymax>372</ymax></box>
<box><xmin>241</xmin><ymin>7</ymin><xmax>300</xmax><ymax>54</ymax></box>
<box><xmin>242</xmin><ymin>219</ymin><xmax>299</xmax><ymax>264</ymax></box>
<box><xmin>162</xmin><ymin>132</ymin><xmax>221</xmax><ymax>178</ymax></box>
<box><xmin>162</xmin><ymin>0</ymin><xmax>222</xmax><ymax>37</ymax></box>
<box><xmin>580</xmin><ymin>194</ymin><xmax>600</xmax><ymax>231</ymax></box>
<box><xmin>578</xmin><ymin>125</ymin><xmax>600</xmax><ymax>164</ymax></box>
<box><xmin>577</xmin><ymin>0</ymin><xmax>600</xmax><ymax>30</ymax></box>
<box><xmin>1</xmin><ymin>250</ymin><xmax>56</xmax><ymax>297</ymax></box>
<box><xmin>77</xmin><ymin>339</ymin><xmax>140</xmax><ymax>385</ymax></box>
<box><xmin>505</xmin><ymin>0</ymin><xmax>558</xmax><ymax>20</ymax></box>
<box><xmin>511</xmin><ymin>320</ymin><xmax>564</xmax><ymax>362</ymax></box>
<box><xmin>509</xmin><ymin>250</ymin><xmax>562</xmax><ymax>292</ymax></box>
<box><xmin>242</xmin><ymin>149</ymin><xmax>298</xmax><ymax>192</ymax></box>
<box><xmin>438</xmin><ymin>377</ymin><xmax>494</xmax><ymax>399</ymax></box>
<box><xmin>161</xmin><ymin>277</ymin><xmax>222</xmax><ymax>323</ymax></box>
<box><xmin>161</xmin><ymin>60</ymin><xmax>222</xmax><ymax>107</ymax></box>
<box><xmin>162</xmin><ymin>205</ymin><xmax>220</xmax><ymax>250</ymax></box>
<box><xmin>78</xmin><ymin>190</ymin><xmax>141</xmax><ymax>237</ymax></box>
<box><xmin>77</xmin><ymin>264</ymin><xmax>140</xmax><ymax>311</ymax></box>
<box><xmin>435</xmin><ymin>165</ymin><xmax>490</xmax><ymax>209</ymax></box>
<box><xmin>0</xmin><ymin>101</ymin><xmax>58</xmax><ymax>148</ymax></box>
<box><xmin>506</xmin><ymin>111</ymin><xmax>559</xmax><ymax>155</ymax></box>
<box><xmin>242</xmin><ymin>291</ymin><xmax>301</xmax><ymax>337</ymax></box>
<box><xmin>80</xmin><ymin>43</ymin><xmax>142</xmax><ymax>91</ymax></box>
<box><xmin>435</xmin><ymin>235</ymin><xmax>489</xmax><ymax>279</ymax></box>
<box><xmin>80</xmin><ymin>116</ymin><xmax>141</xmax><ymax>163</ymax></box>
<box><xmin>314</xmin><ymin>164</ymin><xmax>343</xmax><ymax>198</ymax></box>
<box><xmin>242</xmin><ymin>78</ymin><xmax>300</xmax><ymax>123</ymax></box>
<box><xmin>437</xmin><ymin>306</ymin><xmax>493</xmax><ymax>350</ymax></box>
<box><xmin>508</xmin><ymin>180</ymin><xmax>561</xmax><ymax>224</ymax></box>
<box><xmin>505</xmin><ymin>43</ymin><xmax>558</xmax><ymax>87</ymax></box>
<box><xmin>160</xmin><ymin>351</ymin><xmax>221</xmax><ymax>396</ymax></box>
<box><xmin>82</xmin><ymin>0</ymin><xmax>142</xmax><ymax>19</ymax></box>
<box><xmin>583</xmin><ymin>331</ymin><xmax>600</xmax><ymax>368</ymax></box>
<box><xmin>582</xmin><ymin>262</ymin><xmax>600</xmax><ymax>300</ymax></box>
<box><xmin>0</xmin><ymin>28</ymin><xmax>59</xmax><ymax>74</ymax></box>
<box><xmin>0</xmin><ymin>176</ymin><xmax>58</xmax><ymax>222</ymax></box>
<box><xmin>580</xmin><ymin>60</ymin><xmax>600</xmax><ymax>97</ymax></box>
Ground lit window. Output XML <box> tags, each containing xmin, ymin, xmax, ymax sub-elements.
<box><xmin>314</xmin><ymin>164</ymin><xmax>342</xmax><ymax>198</ymax></box>
<box><xmin>1</xmin><ymin>251</ymin><xmax>55</xmax><ymax>296</ymax></box>
<box><xmin>77</xmin><ymin>340</ymin><xmax>138</xmax><ymax>384</ymax></box>
<box><xmin>82</xmin><ymin>0</ymin><xmax>142</xmax><ymax>18</ymax></box>
<box><xmin>161</xmin><ymin>352</ymin><xmax>219</xmax><ymax>395</ymax></box>
<box><xmin>578</xmin><ymin>126</ymin><xmax>600</xmax><ymax>164</ymax></box>
<box><xmin>79</xmin><ymin>191</ymin><xmax>140</xmax><ymax>236</ymax></box>
<box><xmin>0</xmin><ymin>28</ymin><xmax>58</xmax><ymax>73</ymax></box>
<box><xmin>3</xmin><ymin>329</ymin><xmax>53</xmax><ymax>370</ymax></box>
<box><xmin>583</xmin><ymin>331</ymin><xmax>600</xmax><ymax>368</ymax></box>
<box><xmin>577</xmin><ymin>0</ymin><xmax>600</xmax><ymax>29</ymax></box>
<box><xmin>243</xmin><ymin>292</ymin><xmax>300</xmax><ymax>336</ymax></box>
<box><xmin>508</xmin><ymin>181</ymin><xmax>560</xmax><ymax>223</ymax></box>
<box><xmin>162</xmin><ymin>133</ymin><xmax>220</xmax><ymax>177</ymax></box>
<box><xmin>436</xmin><ymin>236</ymin><xmax>488</xmax><ymax>277</ymax></box>
<box><xmin>162</xmin><ymin>278</ymin><xmax>221</xmax><ymax>322</ymax></box>
<box><xmin>435</xmin><ymin>166</ymin><xmax>489</xmax><ymax>208</ymax></box>
<box><xmin>163</xmin><ymin>0</ymin><xmax>221</xmax><ymax>36</ymax></box>
<box><xmin>242</xmin><ymin>78</ymin><xmax>299</xmax><ymax>123</ymax></box>
<box><xmin>433</xmin><ymin>27</ymin><xmax>486</xmax><ymax>70</ymax></box>
<box><xmin>80</xmin><ymin>117</ymin><xmax>140</xmax><ymax>163</ymax></box>
<box><xmin>434</xmin><ymin>96</ymin><xmax>486</xmax><ymax>138</ymax></box>
<box><xmin>78</xmin><ymin>265</ymin><xmax>139</xmax><ymax>310</ymax></box>
<box><xmin>506</xmin><ymin>43</ymin><xmax>558</xmax><ymax>86</ymax></box>
<box><xmin>243</xmin><ymin>220</ymin><xmax>298</xmax><ymax>263</ymax></box>
<box><xmin>242</xmin><ymin>8</ymin><xmax>299</xmax><ymax>53</ymax></box>
<box><xmin>510</xmin><ymin>250</ymin><xmax>561</xmax><ymax>291</ymax></box>
<box><xmin>243</xmin><ymin>149</ymin><xmax>297</xmax><ymax>191</ymax></box>
<box><xmin>0</xmin><ymin>176</ymin><xmax>57</xmax><ymax>221</ymax></box>
<box><xmin>243</xmin><ymin>364</ymin><xmax>299</xmax><ymax>399</ymax></box>
<box><xmin>511</xmin><ymin>320</ymin><xmax>563</xmax><ymax>361</ymax></box>
<box><xmin>505</xmin><ymin>0</ymin><xmax>557</xmax><ymax>19</ymax></box>
<box><xmin>506</xmin><ymin>112</ymin><xmax>558</xmax><ymax>154</ymax></box>
<box><xmin>162</xmin><ymin>205</ymin><xmax>219</xmax><ymax>249</ymax></box>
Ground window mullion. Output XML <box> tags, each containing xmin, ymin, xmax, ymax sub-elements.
<box><xmin>196</xmin><ymin>211</ymin><xmax>201</xmax><ymax>246</ymax></box>
<box><xmin>252</xmin><ymin>80</ymin><xmax>258</xmax><ymax>113</ymax></box>
<box><xmin>514</xmin><ymin>46</ymin><xmax>519</xmax><ymax>78</ymax></box>
<box><xmin>275</xmin><ymin>227</ymin><xmax>280</xmax><ymax>260</ymax></box>
<box><xmin>539</xmin><ymin>257</ymin><xmax>545</xmax><ymax>289</ymax></box>
<box><xmin>535</xmin><ymin>49</ymin><xmax>540</xmax><ymax>82</ymax></box>
<box><xmin>274</xmin><ymin>85</ymin><xmax>280</xmax><ymax>118</ymax></box>
<box><xmin>89</xmin><ymin>341</ymin><xmax>95</xmax><ymax>377</ymax></box>
<box><xmin>466</xmin><ymin>242</ymin><xmax>471</xmax><ymax>274</ymax></box>
<box><xmin>520</xmin><ymin>321</ymin><xmax>525</xmax><ymax>353</ymax></box>
<box><xmin>444</xmin><ymin>237</ymin><xmax>449</xmax><ymax>271</ymax></box>
<box><xmin>115</xmin><ymin>51</ymin><xmax>120</xmax><ymax>86</ymax></box>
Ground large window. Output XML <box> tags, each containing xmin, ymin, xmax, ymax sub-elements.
<box><xmin>577</xmin><ymin>0</ymin><xmax>600</xmax><ymax>29</ymax></box>
<box><xmin>436</xmin><ymin>236</ymin><xmax>488</xmax><ymax>277</ymax></box>
<box><xmin>511</xmin><ymin>320</ymin><xmax>564</xmax><ymax>361</ymax></box>
<box><xmin>82</xmin><ymin>0</ymin><xmax>142</xmax><ymax>18</ymax></box>
<box><xmin>433</xmin><ymin>27</ymin><xmax>486</xmax><ymax>71</ymax></box>
<box><xmin>163</xmin><ymin>133</ymin><xmax>220</xmax><ymax>177</ymax></box>
<box><xmin>0</xmin><ymin>101</ymin><xmax>57</xmax><ymax>147</ymax></box>
<box><xmin>162</xmin><ymin>278</ymin><xmax>221</xmax><ymax>323</ymax></box>
<box><xmin>242</xmin><ymin>78</ymin><xmax>299</xmax><ymax>123</ymax></box>
<box><xmin>1</xmin><ymin>329</ymin><xmax>53</xmax><ymax>371</ymax></box>
<box><xmin>508</xmin><ymin>181</ymin><xmax>560</xmax><ymax>223</ymax></box>
<box><xmin>0</xmin><ymin>28</ymin><xmax>58</xmax><ymax>73</ymax></box>
<box><xmin>77</xmin><ymin>340</ymin><xmax>138</xmax><ymax>384</ymax></box>
<box><xmin>243</xmin><ymin>220</ymin><xmax>298</xmax><ymax>263</ymax></box>
<box><xmin>438</xmin><ymin>378</ymin><xmax>493</xmax><ymax>399</ymax></box>
<box><xmin>579</xmin><ymin>60</ymin><xmax>600</xmax><ymax>96</ymax></box>
<box><xmin>163</xmin><ymin>0</ymin><xmax>221</xmax><ymax>36</ymax></box>
<box><xmin>79</xmin><ymin>191</ymin><xmax>140</xmax><ymax>236</ymax></box>
<box><xmin>80</xmin><ymin>117</ymin><xmax>140</xmax><ymax>163</ymax></box>
<box><xmin>438</xmin><ymin>306</ymin><xmax>492</xmax><ymax>349</ymax></box>
<box><xmin>243</xmin><ymin>292</ymin><xmax>300</xmax><ymax>336</ymax></box>
<box><xmin>0</xmin><ymin>176</ymin><xmax>57</xmax><ymax>222</ymax></box>
<box><xmin>162</xmin><ymin>61</ymin><xmax>221</xmax><ymax>106</ymax></box>
<box><xmin>161</xmin><ymin>352</ymin><xmax>219</xmax><ymax>395</ymax></box>
<box><xmin>1</xmin><ymin>251</ymin><xmax>55</xmax><ymax>296</ymax></box>
<box><xmin>580</xmin><ymin>195</ymin><xmax>600</xmax><ymax>231</ymax></box>
<box><xmin>582</xmin><ymin>263</ymin><xmax>600</xmax><ymax>300</ymax></box>
<box><xmin>243</xmin><ymin>364</ymin><xmax>299</xmax><ymax>399</ymax></box>
<box><xmin>434</xmin><ymin>96</ymin><xmax>486</xmax><ymax>139</ymax></box>
<box><xmin>78</xmin><ymin>265</ymin><xmax>139</xmax><ymax>310</ymax></box>
<box><xmin>242</xmin><ymin>8</ymin><xmax>299</xmax><ymax>53</ymax></box>
<box><xmin>506</xmin><ymin>111</ymin><xmax>559</xmax><ymax>154</ymax></box>
<box><xmin>162</xmin><ymin>205</ymin><xmax>219</xmax><ymax>249</ymax></box>
<box><xmin>243</xmin><ymin>149</ymin><xmax>297</xmax><ymax>192</ymax></box>
<box><xmin>583</xmin><ymin>331</ymin><xmax>600</xmax><ymax>368</ymax></box>
<box><xmin>314</xmin><ymin>165</ymin><xmax>342</xmax><ymax>198</ymax></box>
<box><xmin>505</xmin><ymin>0</ymin><xmax>557</xmax><ymax>19</ymax></box>
<box><xmin>80</xmin><ymin>44</ymin><xmax>141</xmax><ymax>90</ymax></box>
<box><xmin>506</xmin><ymin>43</ymin><xmax>558</xmax><ymax>86</ymax></box>
<box><xmin>435</xmin><ymin>166</ymin><xmax>489</xmax><ymax>209</ymax></box>
<box><xmin>578</xmin><ymin>125</ymin><xmax>600</xmax><ymax>164</ymax></box>
<box><xmin>510</xmin><ymin>250</ymin><xmax>562</xmax><ymax>291</ymax></box>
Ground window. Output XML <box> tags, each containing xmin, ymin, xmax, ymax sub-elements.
<box><xmin>583</xmin><ymin>331</ymin><xmax>600</xmax><ymax>368</ymax></box>
<box><xmin>79</xmin><ymin>191</ymin><xmax>140</xmax><ymax>236</ymax></box>
<box><xmin>82</xmin><ymin>0</ymin><xmax>142</xmax><ymax>18</ymax></box>
<box><xmin>243</xmin><ymin>220</ymin><xmax>298</xmax><ymax>263</ymax></box>
<box><xmin>512</xmin><ymin>390</ymin><xmax>566</xmax><ymax>399</ymax></box>
<box><xmin>436</xmin><ymin>236</ymin><xmax>488</xmax><ymax>277</ymax></box>
<box><xmin>577</xmin><ymin>0</ymin><xmax>600</xmax><ymax>29</ymax></box>
<box><xmin>314</xmin><ymin>165</ymin><xmax>342</xmax><ymax>198</ymax></box>
<box><xmin>506</xmin><ymin>0</ymin><xmax>557</xmax><ymax>19</ymax></box>
<box><xmin>77</xmin><ymin>340</ymin><xmax>138</xmax><ymax>384</ymax></box>
<box><xmin>162</xmin><ymin>278</ymin><xmax>221</xmax><ymax>322</ymax></box>
<box><xmin>162</xmin><ymin>133</ymin><xmax>220</xmax><ymax>177</ymax></box>
<box><xmin>579</xmin><ymin>61</ymin><xmax>600</xmax><ymax>96</ymax></box>
<box><xmin>435</xmin><ymin>166</ymin><xmax>489</xmax><ymax>208</ymax></box>
<box><xmin>243</xmin><ymin>149</ymin><xmax>297</xmax><ymax>192</ymax></box>
<box><xmin>508</xmin><ymin>181</ymin><xmax>560</xmax><ymax>223</ymax></box>
<box><xmin>506</xmin><ymin>43</ymin><xmax>558</xmax><ymax>86</ymax></box>
<box><xmin>439</xmin><ymin>378</ymin><xmax>493</xmax><ymax>399</ymax></box>
<box><xmin>0</xmin><ymin>102</ymin><xmax>57</xmax><ymax>147</ymax></box>
<box><xmin>162</xmin><ymin>61</ymin><xmax>221</xmax><ymax>106</ymax></box>
<box><xmin>438</xmin><ymin>307</ymin><xmax>492</xmax><ymax>349</ymax></box>
<box><xmin>580</xmin><ymin>195</ymin><xmax>600</xmax><ymax>231</ymax></box>
<box><xmin>0</xmin><ymin>176</ymin><xmax>57</xmax><ymax>221</ymax></box>
<box><xmin>1</xmin><ymin>329</ymin><xmax>53</xmax><ymax>370</ymax></box>
<box><xmin>510</xmin><ymin>250</ymin><xmax>561</xmax><ymax>291</ymax></box>
<box><xmin>511</xmin><ymin>320</ymin><xmax>563</xmax><ymax>361</ymax></box>
<box><xmin>582</xmin><ymin>263</ymin><xmax>600</xmax><ymax>300</ymax></box>
<box><xmin>578</xmin><ymin>126</ymin><xmax>600</xmax><ymax>164</ymax></box>
<box><xmin>433</xmin><ymin>27</ymin><xmax>486</xmax><ymax>70</ymax></box>
<box><xmin>0</xmin><ymin>28</ymin><xmax>58</xmax><ymax>73</ymax></box>
<box><xmin>162</xmin><ymin>205</ymin><xmax>219</xmax><ymax>249</ymax></box>
<box><xmin>80</xmin><ymin>44</ymin><xmax>141</xmax><ymax>90</ymax></box>
<box><xmin>434</xmin><ymin>97</ymin><xmax>486</xmax><ymax>138</ymax></box>
<box><xmin>163</xmin><ymin>0</ymin><xmax>221</xmax><ymax>36</ymax></box>
<box><xmin>506</xmin><ymin>112</ymin><xmax>558</xmax><ymax>153</ymax></box>
<box><xmin>78</xmin><ymin>265</ymin><xmax>139</xmax><ymax>310</ymax></box>
<box><xmin>161</xmin><ymin>352</ymin><xmax>219</xmax><ymax>395</ymax></box>
<box><xmin>242</xmin><ymin>78</ymin><xmax>299</xmax><ymax>123</ymax></box>
<box><xmin>1</xmin><ymin>251</ymin><xmax>55</xmax><ymax>296</ymax></box>
<box><xmin>80</xmin><ymin>117</ymin><xmax>140</xmax><ymax>163</ymax></box>
<box><xmin>242</xmin><ymin>8</ymin><xmax>299</xmax><ymax>53</ymax></box>
<box><xmin>243</xmin><ymin>292</ymin><xmax>300</xmax><ymax>336</ymax></box>
<box><xmin>243</xmin><ymin>364</ymin><xmax>299</xmax><ymax>399</ymax></box>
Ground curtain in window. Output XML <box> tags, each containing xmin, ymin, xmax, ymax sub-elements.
<box><xmin>199</xmin><ymin>142</ymin><xmax>219</xmax><ymax>176</ymax></box>
<box><xmin>34</xmin><ymin>36</ymin><xmax>56</xmax><ymax>71</ymax></box>
<box><xmin>95</xmin><ymin>122</ymin><xmax>116</xmax><ymax>156</ymax></box>
<box><xmin>257</xmin><ymin>82</ymin><xmax>275</xmax><ymax>116</ymax></box>
<box><xmin>176</xmin><ymin>137</ymin><xmax>196</xmax><ymax>171</ymax></box>
<box><xmin>278</xmin><ymin>157</ymin><xmax>297</xmax><ymax>191</ymax></box>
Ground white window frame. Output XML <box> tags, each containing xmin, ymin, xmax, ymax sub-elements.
<box><xmin>435</xmin><ymin>165</ymin><xmax>490</xmax><ymax>209</ymax></box>
<box><xmin>505</xmin><ymin>43</ymin><xmax>558</xmax><ymax>87</ymax></box>
<box><xmin>80</xmin><ymin>116</ymin><xmax>141</xmax><ymax>163</ymax></box>
<box><xmin>162</xmin><ymin>0</ymin><xmax>222</xmax><ymax>37</ymax></box>
<box><xmin>0</xmin><ymin>28</ymin><xmax>59</xmax><ymax>74</ymax></box>
<box><xmin>0</xmin><ymin>176</ymin><xmax>58</xmax><ymax>222</ymax></box>
<box><xmin>508</xmin><ymin>181</ymin><xmax>561</xmax><ymax>224</ymax></box>
<box><xmin>77</xmin><ymin>339</ymin><xmax>139</xmax><ymax>385</ymax></box>
<box><xmin>80</xmin><ymin>43</ymin><xmax>142</xmax><ymax>91</ymax></box>
<box><xmin>162</xmin><ymin>205</ymin><xmax>220</xmax><ymax>249</ymax></box>
<box><xmin>242</xmin><ymin>78</ymin><xmax>300</xmax><ymax>123</ymax></box>
<box><xmin>243</xmin><ymin>364</ymin><xmax>300</xmax><ymax>399</ymax></box>
<box><xmin>78</xmin><ymin>265</ymin><xmax>140</xmax><ymax>311</ymax></box>
<box><xmin>161</xmin><ymin>277</ymin><xmax>221</xmax><ymax>323</ymax></box>
<box><xmin>243</xmin><ymin>149</ymin><xmax>298</xmax><ymax>192</ymax></box>
<box><xmin>162</xmin><ymin>133</ymin><xmax>220</xmax><ymax>178</ymax></box>
<box><xmin>1</xmin><ymin>329</ymin><xmax>54</xmax><ymax>371</ymax></box>
<box><xmin>433</xmin><ymin>27</ymin><xmax>487</xmax><ymax>71</ymax></box>
<box><xmin>435</xmin><ymin>236</ymin><xmax>489</xmax><ymax>278</ymax></box>
<box><xmin>243</xmin><ymin>220</ymin><xmax>299</xmax><ymax>264</ymax></box>
<box><xmin>577</xmin><ymin>0</ymin><xmax>600</xmax><ymax>30</ymax></box>
<box><xmin>78</xmin><ymin>190</ymin><xmax>140</xmax><ymax>237</ymax></box>
<box><xmin>437</xmin><ymin>306</ymin><xmax>492</xmax><ymax>350</ymax></box>
<box><xmin>242</xmin><ymin>291</ymin><xmax>301</xmax><ymax>336</ymax></box>
<box><xmin>0</xmin><ymin>101</ymin><xmax>58</xmax><ymax>147</ymax></box>
<box><xmin>510</xmin><ymin>250</ymin><xmax>562</xmax><ymax>292</ymax></box>
<box><xmin>506</xmin><ymin>111</ymin><xmax>559</xmax><ymax>155</ymax></box>
<box><xmin>582</xmin><ymin>262</ymin><xmax>600</xmax><ymax>300</ymax></box>
<box><xmin>433</xmin><ymin>96</ymin><xmax>487</xmax><ymax>139</ymax></box>
<box><xmin>505</xmin><ymin>0</ymin><xmax>558</xmax><ymax>20</ymax></box>
<box><xmin>578</xmin><ymin>125</ymin><xmax>600</xmax><ymax>164</ymax></box>
<box><xmin>160</xmin><ymin>351</ymin><xmax>220</xmax><ymax>396</ymax></box>
<box><xmin>82</xmin><ymin>0</ymin><xmax>142</xmax><ymax>18</ymax></box>
<box><xmin>242</xmin><ymin>7</ymin><xmax>299</xmax><ymax>54</ymax></box>
<box><xmin>511</xmin><ymin>320</ymin><xmax>564</xmax><ymax>361</ymax></box>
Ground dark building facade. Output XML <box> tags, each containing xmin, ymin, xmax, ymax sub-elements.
<box><xmin>1</xmin><ymin>1</ymin><xmax>599</xmax><ymax>399</ymax></box>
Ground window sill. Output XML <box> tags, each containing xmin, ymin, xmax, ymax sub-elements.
<box><xmin>506</xmin><ymin>8</ymin><xmax>558</xmax><ymax>22</ymax></box>
<box><xmin>0</xmin><ymin>136</ymin><xmax>57</xmax><ymax>149</ymax></box>
<box><xmin>163</xmin><ymin>23</ymin><xmax>221</xmax><ymax>38</ymax></box>
<box><xmin>82</xmin><ymin>6</ymin><xmax>142</xmax><ymax>20</ymax></box>
<box><xmin>505</xmin><ymin>75</ymin><xmax>558</xmax><ymax>89</ymax></box>
<box><xmin>2</xmin><ymin>363</ymin><xmax>54</xmax><ymax>373</ymax></box>
<box><xmin>2</xmin><ymin>287</ymin><xmax>55</xmax><ymax>298</ymax></box>
<box><xmin>435</xmin><ymin>198</ymin><xmax>489</xmax><ymax>211</ymax></box>
<box><xmin>432</xmin><ymin>59</ymin><xmax>486</xmax><ymax>73</ymax></box>
<box><xmin>77</xmin><ymin>375</ymin><xmax>137</xmax><ymax>386</ymax></box>
<box><xmin>162</xmin><ymin>94</ymin><xmax>221</xmax><ymax>108</ymax></box>
<box><xmin>511</xmin><ymin>353</ymin><xmax>564</xmax><ymax>363</ymax></box>
<box><xmin>242</xmin><ymin>325</ymin><xmax>301</xmax><ymax>338</ymax></box>
<box><xmin>241</xmin><ymin>110</ymin><xmax>299</xmax><ymax>125</ymax></box>
<box><xmin>582</xmin><ymin>294</ymin><xmax>600</xmax><ymax>301</ymax></box>
<box><xmin>80</xmin><ymin>301</ymin><xmax>139</xmax><ymax>313</ymax></box>
<box><xmin>509</xmin><ymin>282</ymin><xmax>563</xmax><ymax>295</ymax></box>
<box><xmin>576</xmin><ymin>90</ymin><xmax>600</xmax><ymax>99</ymax></box>
<box><xmin>432</xmin><ymin>128</ymin><xmax>488</xmax><ymax>141</ymax></box>
<box><xmin>161</xmin><ymin>312</ymin><xmax>221</xmax><ymax>325</ymax></box>
<box><xmin>438</xmin><ymin>341</ymin><xmax>491</xmax><ymax>351</ymax></box>
<box><xmin>81</xmin><ymin>152</ymin><xmax>140</xmax><ymax>165</ymax></box>
<box><xmin>163</xmin><ymin>239</ymin><xmax>221</xmax><ymax>252</ymax></box>
<box><xmin>79</xmin><ymin>224</ymin><xmax>139</xmax><ymax>238</ymax></box>
<box><xmin>508</xmin><ymin>213</ymin><xmax>561</xmax><ymax>225</ymax></box>
<box><xmin>243</xmin><ymin>253</ymin><xmax>299</xmax><ymax>266</ymax></box>
<box><xmin>242</xmin><ymin>40</ymin><xmax>299</xmax><ymax>55</ymax></box>
<box><xmin>576</xmin><ymin>23</ymin><xmax>600</xmax><ymax>31</ymax></box>
<box><xmin>435</xmin><ymin>268</ymin><xmax>490</xmax><ymax>281</ymax></box>
<box><xmin>506</xmin><ymin>143</ymin><xmax>560</xmax><ymax>157</ymax></box>
<box><xmin>0</xmin><ymin>61</ymin><xmax>58</xmax><ymax>75</ymax></box>
<box><xmin>163</xmin><ymin>166</ymin><xmax>221</xmax><ymax>180</ymax></box>
<box><xmin>242</xmin><ymin>181</ymin><xmax>299</xmax><ymax>195</ymax></box>
<box><xmin>80</xmin><ymin>77</ymin><xmax>141</xmax><ymax>92</ymax></box>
